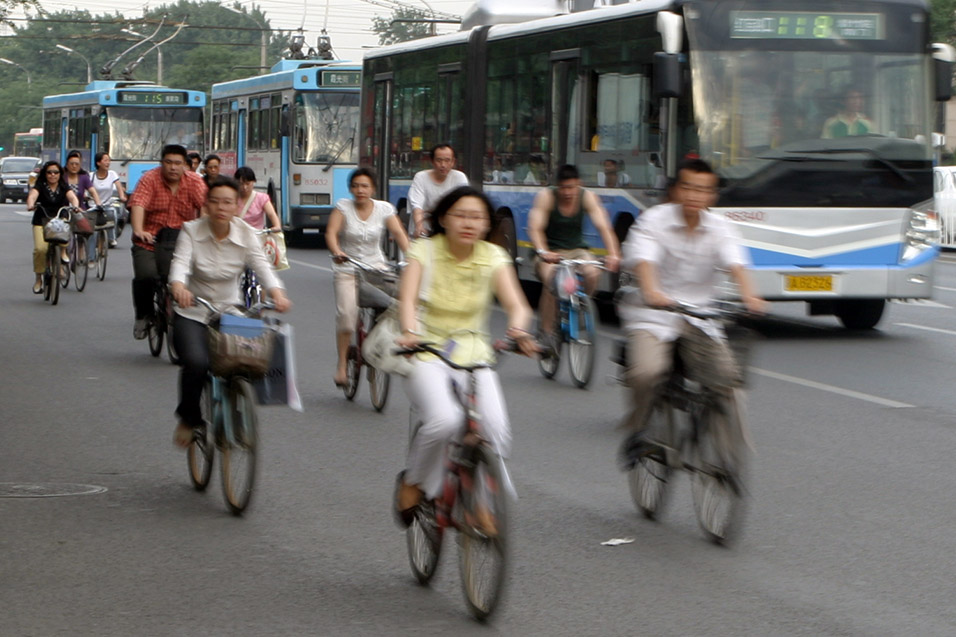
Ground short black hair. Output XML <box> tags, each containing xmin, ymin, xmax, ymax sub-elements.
<box><xmin>94</xmin><ymin>152</ymin><xmax>109</xmax><ymax>167</ymax></box>
<box><xmin>349</xmin><ymin>166</ymin><xmax>378</xmax><ymax>189</ymax></box>
<box><xmin>430</xmin><ymin>186</ymin><xmax>490</xmax><ymax>237</ymax></box>
<box><xmin>675</xmin><ymin>157</ymin><xmax>715</xmax><ymax>178</ymax></box>
<box><xmin>161</xmin><ymin>144</ymin><xmax>188</xmax><ymax>162</ymax></box>
<box><xmin>430</xmin><ymin>144</ymin><xmax>456</xmax><ymax>160</ymax></box>
<box><xmin>234</xmin><ymin>166</ymin><xmax>257</xmax><ymax>182</ymax></box>
<box><xmin>204</xmin><ymin>154</ymin><xmax>221</xmax><ymax>165</ymax></box>
<box><xmin>206</xmin><ymin>175</ymin><xmax>241</xmax><ymax>196</ymax></box>
<box><xmin>556</xmin><ymin>164</ymin><xmax>579</xmax><ymax>182</ymax></box>
<box><xmin>187</xmin><ymin>152</ymin><xmax>202</xmax><ymax>163</ymax></box>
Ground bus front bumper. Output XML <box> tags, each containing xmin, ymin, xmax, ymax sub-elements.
<box><xmin>291</xmin><ymin>206</ymin><xmax>334</xmax><ymax>231</ymax></box>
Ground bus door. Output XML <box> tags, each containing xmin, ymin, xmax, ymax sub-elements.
<box><xmin>549</xmin><ymin>49</ymin><xmax>582</xmax><ymax>178</ymax></box>
<box><xmin>370</xmin><ymin>73</ymin><xmax>393</xmax><ymax>205</ymax></box>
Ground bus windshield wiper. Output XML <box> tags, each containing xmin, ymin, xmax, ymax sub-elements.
<box><xmin>323</xmin><ymin>131</ymin><xmax>355</xmax><ymax>172</ymax></box>
<box><xmin>776</xmin><ymin>147</ymin><xmax>915</xmax><ymax>185</ymax></box>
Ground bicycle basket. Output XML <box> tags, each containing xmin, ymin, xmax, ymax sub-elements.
<box><xmin>43</xmin><ymin>216</ymin><xmax>71</xmax><ymax>244</ymax></box>
<box><xmin>207</xmin><ymin>313</ymin><xmax>276</xmax><ymax>379</ymax></box>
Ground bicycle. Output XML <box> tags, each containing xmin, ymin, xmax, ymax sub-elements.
<box><xmin>615</xmin><ymin>301</ymin><xmax>752</xmax><ymax>544</ymax></box>
<box><xmin>146</xmin><ymin>278</ymin><xmax>179</xmax><ymax>364</ymax></box>
<box><xmin>60</xmin><ymin>211</ymin><xmax>90</xmax><ymax>293</ymax></box>
<box><xmin>335</xmin><ymin>255</ymin><xmax>399</xmax><ymax>411</ymax></box>
<box><xmin>239</xmin><ymin>229</ymin><xmax>283</xmax><ymax>309</ymax></box>
<box><xmin>186</xmin><ymin>296</ymin><xmax>276</xmax><ymax>515</ymax></box>
<box><xmin>38</xmin><ymin>205</ymin><xmax>72</xmax><ymax>306</ymax></box>
<box><xmin>537</xmin><ymin>258</ymin><xmax>602</xmax><ymax>388</ymax></box>
<box><xmin>397</xmin><ymin>339</ymin><xmax>516</xmax><ymax>621</ymax></box>
<box><xmin>91</xmin><ymin>205</ymin><xmax>113</xmax><ymax>281</ymax></box>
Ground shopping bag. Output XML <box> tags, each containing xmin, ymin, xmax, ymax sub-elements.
<box><xmin>253</xmin><ymin>322</ymin><xmax>303</xmax><ymax>411</ymax></box>
<box><xmin>260</xmin><ymin>231</ymin><xmax>290</xmax><ymax>271</ymax></box>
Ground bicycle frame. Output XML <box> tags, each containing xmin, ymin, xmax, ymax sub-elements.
<box><xmin>552</xmin><ymin>260</ymin><xmax>600</xmax><ymax>343</ymax></box>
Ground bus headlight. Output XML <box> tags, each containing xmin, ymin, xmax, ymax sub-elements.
<box><xmin>299</xmin><ymin>193</ymin><xmax>330</xmax><ymax>206</ymax></box>
<box><xmin>902</xmin><ymin>208</ymin><xmax>939</xmax><ymax>261</ymax></box>
<box><xmin>3</xmin><ymin>179</ymin><xmax>18</xmax><ymax>185</ymax></box>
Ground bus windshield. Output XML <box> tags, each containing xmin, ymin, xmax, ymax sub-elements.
<box><xmin>103</xmin><ymin>107</ymin><xmax>204</xmax><ymax>160</ymax></box>
<box><xmin>293</xmin><ymin>92</ymin><xmax>359</xmax><ymax>165</ymax></box>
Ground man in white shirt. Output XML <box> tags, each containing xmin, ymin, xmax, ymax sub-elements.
<box><xmin>408</xmin><ymin>144</ymin><xmax>470</xmax><ymax>237</ymax></box>
<box><xmin>618</xmin><ymin>158</ymin><xmax>766</xmax><ymax>460</ymax></box>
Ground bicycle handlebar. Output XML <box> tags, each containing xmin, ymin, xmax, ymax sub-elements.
<box><xmin>193</xmin><ymin>296</ymin><xmax>276</xmax><ymax>316</ymax></box>
<box><xmin>660</xmin><ymin>300</ymin><xmax>745</xmax><ymax>321</ymax></box>
<box><xmin>392</xmin><ymin>338</ymin><xmax>522</xmax><ymax>372</ymax></box>
<box><xmin>331</xmin><ymin>254</ymin><xmax>404</xmax><ymax>275</ymax></box>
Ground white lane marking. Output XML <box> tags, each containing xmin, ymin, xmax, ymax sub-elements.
<box><xmin>934</xmin><ymin>285</ymin><xmax>956</xmax><ymax>292</ymax></box>
<box><xmin>11</xmin><ymin>210</ymin><xmax>31</xmax><ymax>218</ymax></box>
<box><xmin>894</xmin><ymin>322</ymin><xmax>956</xmax><ymax>337</ymax></box>
<box><xmin>288</xmin><ymin>258</ymin><xmax>333</xmax><ymax>274</ymax></box>
<box><xmin>749</xmin><ymin>368</ymin><xmax>913</xmax><ymax>409</ymax></box>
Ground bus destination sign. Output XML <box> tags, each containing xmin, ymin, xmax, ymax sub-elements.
<box><xmin>730</xmin><ymin>11</ymin><xmax>884</xmax><ymax>40</ymax></box>
<box><xmin>320</xmin><ymin>71</ymin><xmax>361</xmax><ymax>87</ymax></box>
<box><xmin>117</xmin><ymin>91</ymin><xmax>188</xmax><ymax>105</ymax></box>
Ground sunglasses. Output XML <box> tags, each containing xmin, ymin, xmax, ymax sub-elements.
<box><xmin>46</xmin><ymin>170</ymin><xmax>60</xmax><ymax>175</ymax></box>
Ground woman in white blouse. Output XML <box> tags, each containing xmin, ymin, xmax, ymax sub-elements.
<box><xmin>168</xmin><ymin>176</ymin><xmax>292</xmax><ymax>448</ymax></box>
<box><xmin>326</xmin><ymin>167</ymin><xmax>410</xmax><ymax>387</ymax></box>
<box><xmin>91</xmin><ymin>152</ymin><xmax>127</xmax><ymax>247</ymax></box>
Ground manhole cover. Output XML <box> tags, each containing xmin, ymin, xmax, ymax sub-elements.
<box><xmin>0</xmin><ymin>483</ymin><xmax>108</xmax><ymax>498</ymax></box>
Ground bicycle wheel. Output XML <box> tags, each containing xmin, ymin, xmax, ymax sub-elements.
<box><xmin>220</xmin><ymin>378</ymin><xmax>258</xmax><ymax>515</ymax></box>
<box><xmin>458</xmin><ymin>445</ymin><xmax>509</xmax><ymax>621</ymax></box>
<box><xmin>45</xmin><ymin>247</ymin><xmax>59</xmax><ymax>305</ymax></box>
<box><xmin>73</xmin><ymin>239</ymin><xmax>88</xmax><ymax>292</ymax></box>
<box><xmin>567</xmin><ymin>295</ymin><xmax>596</xmax><ymax>388</ymax></box>
<box><xmin>165</xmin><ymin>294</ymin><xmax>179</xmax><ymax>365</ymax></box>
<box><xmin>537</xmin><ymin>327</ymin><xmax>563</xmax><ymax>379</ymax></box>
<box><xmin>60</xmin><ymin>242</ymin><xmax>71</xmax><ymax>288</ymax></box>
<box><xmin>343</xmin><ymin>344</ymin><xmax>360</xmax><ymax>400</ymax></box>
<box><xmin>368</xmin><ymin>365</ymin><xmax>390</xmax><ymax>411</ymax></box>
<box><xmin>626</xmin><ymin>410</ymin><xmax>673</xmax><ymax>521</ymax></box>
<box><xmin>689</xmin><ymin>403</ymin><xmax>748</xmax><ymax>544</ymax></box>
<box><xmin>407</xmin><ymin>501</ymin><xmax>443</xmax><ymax>585</ymax></box>
<box><xmin>187</xmin><ymin>378</ymin><xmax>215</xmax><ymax>491</ymax></box>
<box><xmin>96</xmin><ymin>231</ymin><xmax>108</xmax><ymax>281</ymax></box>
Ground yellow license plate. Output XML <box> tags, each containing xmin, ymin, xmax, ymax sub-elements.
<box><xmin>785</xmin><ymin>275</ymin><xmax>833</xmax><ymax>292</ymax></box>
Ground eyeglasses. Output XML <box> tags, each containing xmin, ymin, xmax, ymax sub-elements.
<box><xmin>46</xmin><ymin>170</ymin><xmax>60</xmax><ymax>175</ymax></box>
<box><xmin>446</xmin><ymin>211</ymin><xmax>488</xmax><ymax>222</ymax></box>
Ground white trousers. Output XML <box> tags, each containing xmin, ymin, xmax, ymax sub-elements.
<box><xmin>403</xmin><ymin>360</ymin><xmax>512</xmax><ymax>499</ymax></box>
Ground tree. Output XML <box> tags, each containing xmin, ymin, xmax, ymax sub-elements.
<box><xmin>371</xmin><ymin>7</ymin><xmax>433</xmax><ymax>46</ymax></box>
<box><xmin>931</xmin><ymin>0</ymin><xmax>956</xmax><ymax>46</ymax></box>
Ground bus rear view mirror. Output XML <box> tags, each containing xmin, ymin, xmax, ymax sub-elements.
<box><xmin>653</xmin><ymin>53</ymin><xmax>681</xmax><ymax>99</ymax></box>
<box><xmin>933</xmin><ymin>43</ymin><xmax>955</xmax><ymax>102</ymax></box>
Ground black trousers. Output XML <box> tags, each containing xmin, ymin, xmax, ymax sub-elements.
<box><xmin>173</xmin><ymin>314</ymin><xmax>208</xmax><ymax>428</ymax></box>
<box><xmin>130</xmin><ymin>236</ymin><xmax>176</xmax><ymax>320</ymax></box>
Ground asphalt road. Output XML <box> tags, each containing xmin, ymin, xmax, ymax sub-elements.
<box><xmin>3</xmin><ymin>203</ymin><xmax>956</xmax><ymax>636</ymax></box>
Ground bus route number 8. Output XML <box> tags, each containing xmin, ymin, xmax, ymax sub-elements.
<box><xmin>813</xmin><ymin>15</ymin><xmax>834</xmax><ymax>39</ymax></box>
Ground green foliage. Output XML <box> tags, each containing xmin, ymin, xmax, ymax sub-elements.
<box><xmin>371</xmin><ymin>7</ymin><xmax>433</xmax><ymax>46</ymax></box>
<box><xmin>0</xmin><ymin>1</ymin><xmax>291</xmax><ymax>151</ymax></box>
<box><xmin>932</xmin><ymin>0</ymin><xmax>956</xmax><ymax>45</ymax></box>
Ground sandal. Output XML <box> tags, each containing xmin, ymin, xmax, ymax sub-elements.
<box><xmin>173</xmin><ymin>423</ymin><xmax>193</xmax><ymax>449</ymax></box>
<box><xmin>32</xmin><ymin>281</ymin><xmax>42</xmax><ymax>294</ymax></box>
<box><xmin>393</xmin><ymin>471</ymin><xmax>422</xmax><ymax>528</ymax></box>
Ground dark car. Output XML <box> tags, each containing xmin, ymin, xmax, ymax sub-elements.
<box><xmin>1</xmin><ymin>156</ymin><xmax>40</xmax><ymax>203</ymax></box>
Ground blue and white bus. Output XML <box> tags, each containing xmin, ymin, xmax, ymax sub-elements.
<box><xmin>210</xmin><ymin>59</ymin><xmax>362</xmax><ymax>239</ymax></box>
<box><xmin>42</xmin><ymin>81</ymin><xmax>206</xmax><ymax>192</ymax></box>
<box><xmin>361</xmin><ymin>0</ymin><xmax>952</xmax><ymax>328</ymax></box>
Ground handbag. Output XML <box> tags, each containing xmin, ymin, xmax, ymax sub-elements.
<box><xmin>71</xmin><ymin>209</ymin><xmax>93</xmax><ymax>236</ymax></box>
<box><xmin>207</xmin><ymin>313</ymin><xmax>277</xmax><ymax>379</ymax></box>
<box><xmin>253</xmin><ymin>322</ymin><xmax>303</xmax><ymax>411</ymax></box>
<box><xmin>260</xmin><ymin>231</ymin><xmax>290</xmax><ymax>271</ymax></box>
<box><xmin>362</xmin><ymin>305</ymin><xmax>416</xmax><ymax>377</ymax></box>
<box><xmin>43</xmin><ymin>215</ymin><xmax>71</xmax><ymax>244</ymax></box>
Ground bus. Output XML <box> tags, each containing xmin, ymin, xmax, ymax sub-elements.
<box><xmin>13</xmin><ymin>128</ymin><xmax>42</xmax><ymax>157</ymax></box>
<box><xmin>361</xmin><ymin>0</ymin><xmax>952</xmax><ymax>329</ymax></box>
<box><xmin>42</xmin><ymin>81</ymin><xmax>206</xmax><ymax>191</ymax></box>
<box><xmin>210</xmin><ymin>59</ymin><xmax>362</xmax><ymax>239</ymax></box>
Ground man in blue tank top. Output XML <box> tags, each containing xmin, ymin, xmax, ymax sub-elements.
<box><xmin>528</xmin><ymin>164</ymin><xmax>620</xmax><ymax>340</ymax></box>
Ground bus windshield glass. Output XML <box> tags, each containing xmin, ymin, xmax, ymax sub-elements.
<box><xmin>293</xmin><ymin>92</ymin><xmax>359</xmax><ymax>165</ymax></box>
<box><xmin>103</xmin><ymin>107</ymin><xmax>203</xmax><ymax>160</ymax></box>
<box><xmin>685</xmin><ymin>2</ymin><xmax>933</xmax><ymax>207</ymax></box>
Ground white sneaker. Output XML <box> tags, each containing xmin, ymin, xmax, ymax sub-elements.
<box><xmin>109</xmin><ymin>240</ymin><xmax>117</xmax><ymax>248</ymax></box>
<box><xmin>133</xmin><ymin>318</ymin><xmax>148</xmax><ymax>340</ymax></box>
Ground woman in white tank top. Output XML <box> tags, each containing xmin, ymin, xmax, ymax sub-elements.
<box><xmin>326</xmin><ymin>167</ymin><xmax>410</xmax><ymax>387</ymax></box>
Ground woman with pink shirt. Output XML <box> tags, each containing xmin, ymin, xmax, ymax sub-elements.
<box><xmin>234</xmin><ymin>166</ymin><xmax>281</xmax><ymax>231</ymax></box>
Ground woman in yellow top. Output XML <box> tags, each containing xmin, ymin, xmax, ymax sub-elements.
<box><xmin>394</xmin><ymin>186</ymin><xmax>536</xmax><ymax>523</ymax></box>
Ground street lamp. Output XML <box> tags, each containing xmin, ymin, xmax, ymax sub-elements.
<box><xmin>225</xmin><ymin>6</ymin><xmax>268</xmax><ymax>74</ymax></box>
<box><xmin>55</xmin><ymin>44</ymin><xmax>92</xmax><ymax>84</ymax></box>
<box><xmin>0</xmin><ymin>57</ymin><xmax>30</xmax><ymax>85</ymax></box>
<box><xmin>122</xmin><ymin>28</ymin><xmax>163</xmax><ymax>84</ymax></box>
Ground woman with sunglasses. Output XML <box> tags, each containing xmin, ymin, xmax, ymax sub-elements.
<box><xmin>26</xmin><ymin>161</ymin><xmax>80</xmax><ymax>294</ymax></box>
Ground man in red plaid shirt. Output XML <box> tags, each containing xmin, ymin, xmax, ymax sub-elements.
<box><xmin>128</xmin><ymin>144</ymin><xmax>208</xmax><ymax>339</ymax></box>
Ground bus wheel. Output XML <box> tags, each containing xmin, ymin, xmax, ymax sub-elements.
<box><xmin>489</xmin><ymin>210</ymin><xmax>517</xmax><ymax>262</ymax></box>
<box><xmin>835</xmin><ymin>300</ymin><xmax>885</xmax><ymax>330</ymax></box>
